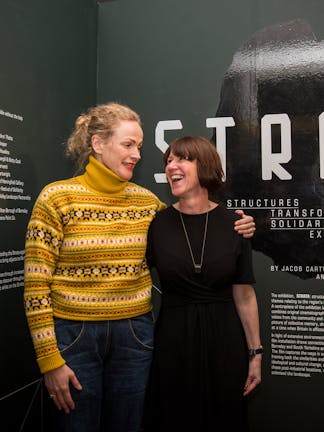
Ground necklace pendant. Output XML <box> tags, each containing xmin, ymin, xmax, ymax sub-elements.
<box><xmin>179</xmin><ymin>211</ymin><xmax>209</xmax><ymax>277</ymax></box>
<box><xmin>194</xmin><ymin>265</ymin><xmax>201</xmax><ymax>274</ymax></box>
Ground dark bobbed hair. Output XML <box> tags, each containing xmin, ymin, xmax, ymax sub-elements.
<box><xmin>163</xmin><ymin>136</ymin><xmax>224</xmax><ymax>194</ymax></box>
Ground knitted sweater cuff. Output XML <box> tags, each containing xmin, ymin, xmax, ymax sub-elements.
<box><xmin>38</xmin><ymin>352</ymin><xmax>66</xmax><ymax>374</ymax></box>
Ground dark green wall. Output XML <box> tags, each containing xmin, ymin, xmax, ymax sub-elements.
<box><xmin>97</xmin><ymin>0</ymin><xmax>324</xmax><ymax>204</ymax></box>
<box><xmin>0</xmin><ymin>1</ymin><xmax>97</xmax><ymax>429</ymax></box>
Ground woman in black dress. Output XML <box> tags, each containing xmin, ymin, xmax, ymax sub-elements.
<box><xmin>143</xmin><ymin>136</ymin><xmax>262</xmax><ymax>432</ymax></box>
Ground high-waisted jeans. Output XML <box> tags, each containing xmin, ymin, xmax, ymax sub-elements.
<box><xmin>50</xmin><ymin>312</ymin><xmax>154</xmax><ymax>432</ymax></box>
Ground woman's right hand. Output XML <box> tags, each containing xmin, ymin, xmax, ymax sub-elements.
<box><xmin>243</xmin><ymin>355</ymin><xmax>262</xmax><ymax>396</ymax></box>
<box><xmin>44</xmin><ymin>364</ymin><xmax>82</xmax><ymax>413</ymax></box>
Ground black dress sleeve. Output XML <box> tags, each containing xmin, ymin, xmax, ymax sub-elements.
<box><xmin>234</xmin><ymin>237</ymin><xmax>256</xmax><ymax>284</ymax></box>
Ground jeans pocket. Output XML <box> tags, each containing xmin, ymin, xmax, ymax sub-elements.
<box><xmin>54</xmin><ymin>318</ymin><xmax>85</xmax><ymax>354</ymax></box>
<box><xmin>128</xmin><ymin>312</ymin><xmax>154</xmax><ymax>350</ymax></box>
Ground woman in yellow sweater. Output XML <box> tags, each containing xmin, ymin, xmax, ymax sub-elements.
<box><xmin>24</xmin><ymin>102</ymin><xmax>255</xmax><ymax>432</ymax></box>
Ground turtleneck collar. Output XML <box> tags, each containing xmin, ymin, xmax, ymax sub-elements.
<box><xmin>78</xmin><ymin>155</ymin><xmax>129</xmax><ymax>195</ymax></box>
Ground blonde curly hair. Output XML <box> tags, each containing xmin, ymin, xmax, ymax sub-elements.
<box><xmin>66</xmin><ymin>102</ymin><xmax>141</xmax><ymax>174</ymax></box>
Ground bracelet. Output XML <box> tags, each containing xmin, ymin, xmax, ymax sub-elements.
<box><xmin>248</xmin><ymin>345</ymin><xmax>264</xmax><ymax>358</ymax></box>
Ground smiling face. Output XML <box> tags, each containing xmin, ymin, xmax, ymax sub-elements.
<box><xmin>91</xmin><ymin>120</ymin><xmax>143</xmax><ymax>180</ymax></box>
<box><xmin>165</xmin><ymin>151</ymin><xmax>205</xmax><ymax>198</ymax></box>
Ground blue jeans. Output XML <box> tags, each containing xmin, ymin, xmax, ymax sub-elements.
<box><xmin>50</xmin><ymin>312</ymin><xmax>154</xmax><ymax>432</ymax></box>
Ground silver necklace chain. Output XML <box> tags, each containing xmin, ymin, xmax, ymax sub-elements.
<box><xmin>179</xmin><ymin>211</ymin><xmax>209</xmax><ymax>274</ymax></box>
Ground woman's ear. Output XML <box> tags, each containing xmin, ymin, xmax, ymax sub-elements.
<box><xmin>91</xmin><ymin>134</ymin><xmax>103</xmax><ymax>155</ymax></box>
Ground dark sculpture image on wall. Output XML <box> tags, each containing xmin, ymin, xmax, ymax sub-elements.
<box><xmin>212</xmin><ymin>19</ymin><xmax>324</xmax><ymax>279</ymax></box>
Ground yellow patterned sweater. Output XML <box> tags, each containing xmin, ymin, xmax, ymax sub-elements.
<box><xmin>24</xmin><ymin>156</ymin><xmax>165</xmax><ymax>373</ymax></box>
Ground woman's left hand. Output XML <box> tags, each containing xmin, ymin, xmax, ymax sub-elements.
<box><xmin>243</xmin><ymin>355</ymin><xmax>262</xmax><ymax>396</ymax></box>
<box><xmin>234</xmin><ymin>210</ymin><xmax>256</xmax><ymax>238</ymax></box>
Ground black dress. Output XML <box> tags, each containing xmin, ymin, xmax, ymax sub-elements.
<box><xmin>143</xmin><ymin>205</ymin><xmax>255</xmax><ymax>432</ymax></box>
